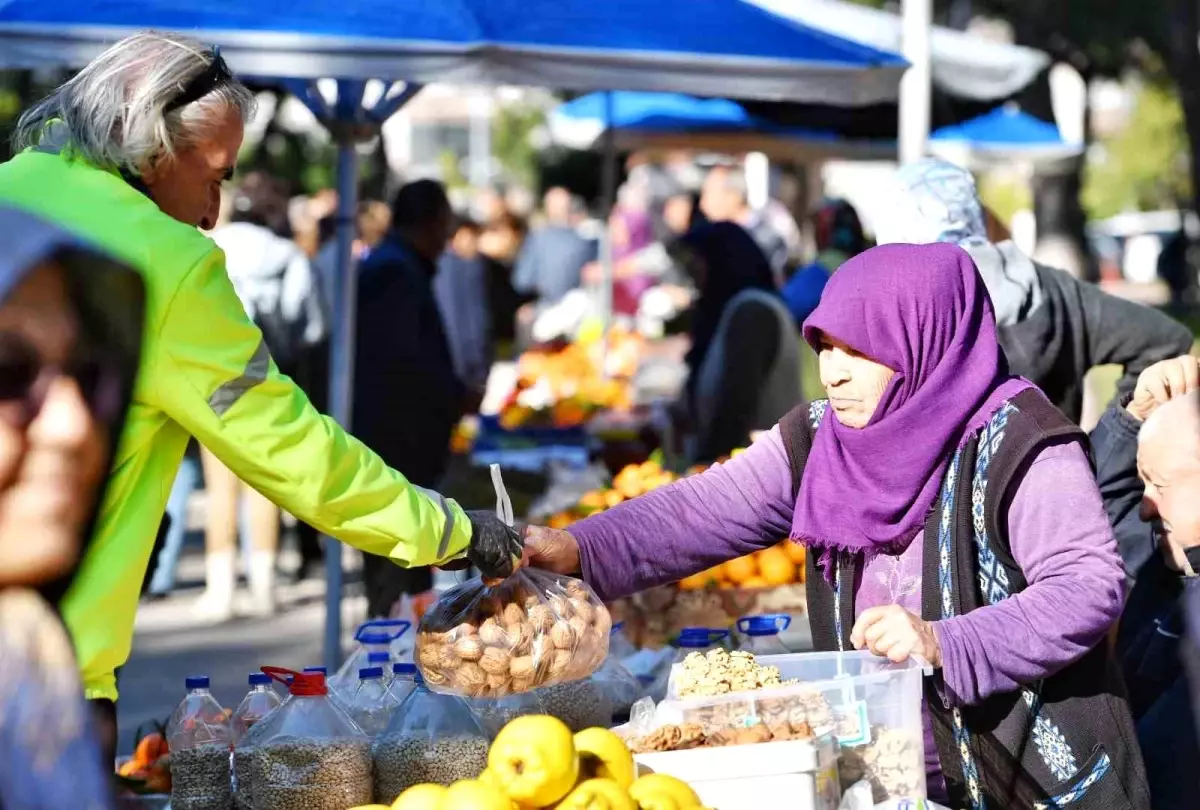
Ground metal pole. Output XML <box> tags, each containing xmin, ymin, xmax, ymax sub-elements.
<box><xmin>599</xmin><ymin>90</ymin><xmax>617</xmax><ymax>363</ymax></box>
<box><xmin>898</xmin><ymin>0</ymin><xmax>932</xmax><ymax>165</ymax></box>
<box><xmin>323</xmin><ymin>122</ymin><xmax>361</xmax><ymax>673</ymax></box>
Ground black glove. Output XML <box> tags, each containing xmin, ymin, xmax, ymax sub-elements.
<box><xmin>464</xmin><ymin>510</ymin><xmax>524</xmax><ymax>579</ymax></box>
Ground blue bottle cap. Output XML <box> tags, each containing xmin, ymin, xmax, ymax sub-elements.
<box><xmin>359</xmin><ymin>631</ymin><xmax>394</xmax><ymax>645</ymax></box>
<box><xmin>393</xmin><ymin>663</ymin><xmax>417</xmax><ymax>676</ymax></box>
<box><xmin>737</xmin><ymin>614</ymin><xmax>792</xmax><ymax>637</ymax></box>
<box><xmin>185</xmin><ymin>675</ymin><xmax>210</xmax><ymax>690</ymax></box>
<box><xmin>413</xmin><ymin>671</ymin><xmax>426</xmax><ymax>687</ymax></box>
<box><xmin>366</xmin><ymin>651</ymin><xmax>391</xmax><ymax>664</ymax></box>
<box><xmin>303</xmin><ymin>666</ymin><xmax>327</xmax><ymax>675</ymax></box>
<box><xmin>359</xmin><ymin>666</ymin><xmax>384</xmax><ymax>680</ymax></box>
<box><xmin>248</xmin><ymin>673</ymin><xmax>271</xmax><ymax>686</ymax></box>
<box><xmin>677</xmin><ymin>627</ymin><xmax>729</xmax><ymax>648</ymax></box>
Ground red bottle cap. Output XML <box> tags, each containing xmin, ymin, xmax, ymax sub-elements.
<box><xmin>262</xmin><ymin>666</ymin><xmax>327</xmax><ymax>696</ymax></box>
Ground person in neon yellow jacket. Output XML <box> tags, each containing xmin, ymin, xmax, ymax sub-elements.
<box><xmin>0</xmin><ymin>31</ymin><xmax>522</xmax><ymax>749</ymax></box>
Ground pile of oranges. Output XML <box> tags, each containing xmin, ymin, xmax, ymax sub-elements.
<box><xmin>677</xmin><ymin>541</ymin><xmax>807</xmax><ymax>590</ymax></box>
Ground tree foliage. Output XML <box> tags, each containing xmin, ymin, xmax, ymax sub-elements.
<box><xmin>1083</xmin><ymin>81</ymin><xmax>1191</xmax><ymax>218</ymax></box>
<box><xmin>491</xmin><ymin>102</ymin><xmax>546</xmax><ymax>189</ymax></box>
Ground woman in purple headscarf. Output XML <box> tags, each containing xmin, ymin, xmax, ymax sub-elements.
<box><xmin>523</xmin><ymin>243</ymin><xmax>1148</xmax><ymax>809</ymax></box>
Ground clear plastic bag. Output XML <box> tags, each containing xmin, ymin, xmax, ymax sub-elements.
<box><xmin>166</xmin><ymin>676</ymin><xmax>233</xmax><ymax>810</ymax></box>
<box><xmin>372</xmin><ymin>673</ymin><xmax>490</xmax><ymax>803</ymax></box>
<box><xmin>415</xmin><ymin>567</ymin><xmax>611</xmax><ymax>697</ymax></box>
<box><xmin>240</xmin><ymin>667</ymin><xmax>373</xmax><ymax>810</ymax></box>
<box><xmin>537</xmin><ymin>678</ymin><xmax>614</xmax><ymax>732</ymax></box>
<box><xmin>592</xmin><ymin>628</ymin><xmax>644</xmax><ymax>723</ymax></box>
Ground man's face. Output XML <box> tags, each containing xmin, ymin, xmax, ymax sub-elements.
<box><xmin>1138</xmin><ymin>436</ymin><xmax>1200</xmax><ymax>569</ymax></box>
<box><xmin>143</xmin><ymin>105</ymin><xmax>244</xmax><ymax>230</ymax></box>
<box><xmin>700</xmin><ymin>168</ymin><xmax>740</xmax><ymax>223</ymax></box>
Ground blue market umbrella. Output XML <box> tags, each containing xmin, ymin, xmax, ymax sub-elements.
<box><xmin>552</xmin><ymin>90</ymin><xmax>894</xmax><ymax>160</ymax></box>
<box><xmin>930</xmin><ymin>105</ymin><xmax>1082</xmax><ymax>165</ymax></box>
<box><xmin>0</xmin><ymin>0</ymin><xmax>905</xmax><ymax>104</ymax></box>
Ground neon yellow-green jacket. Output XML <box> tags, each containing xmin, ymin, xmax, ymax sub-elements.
<box><xmin>0</xmin><ymin>145</ymin><xmax>472</xmax><ymax>701</ymax></box>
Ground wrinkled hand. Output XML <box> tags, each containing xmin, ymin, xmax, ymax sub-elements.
<box><xmin>522</xmin><ymin>525</ymin><xmax>582</xmax><ymax>576</ymax></box>
<box><xmin>462</xmin><ymin>511</ymin><xmax>525</xmax><ymax>580</ymax></box>
<box><xmin>1127</xmin><ymin>355</ymin><xmax>1200</xmax><ymax>422</ymax></box>
<box><xmin>850</xmin><ymin>605</ymin><xmax>942</xmax><ymax>667</ymax></box>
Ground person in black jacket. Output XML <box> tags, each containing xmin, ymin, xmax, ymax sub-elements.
<box><xmin>353</xmin><ymin>179</ymin><xmax>463</xmax><ymax>617</ymax></box>
<box><xmin>1091</xmin><ymin>355</ymin><xmax>1200</xmax><ymax>809</ymax></box>
<box><xmin>878</xmin><ymin>158</ymin><xmax>1194</xmax><ymax>424</ymax></box>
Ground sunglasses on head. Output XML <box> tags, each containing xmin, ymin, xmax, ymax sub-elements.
<box><xmin>0</xmin><ymin>331</ymin><xmax>119</xmax><ymax>428</ymax></box>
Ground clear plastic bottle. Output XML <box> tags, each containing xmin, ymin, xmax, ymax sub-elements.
<box><xmin>166</xmin><ymin>675</ymin><xmax>233</xmax><ymax>810</ymax></box>
<box><xmin>366</xmin><ymin>651</ymin><xmax>392</xmax><ymax>687</ymax></box>
<box><xmin>232</xmin><ymin>672</ymin><xmax>282</xmax><ymax>742</ymax></box>
<box><xmin>387</xmin><ymin>662</ymin><xmax>419</xmax><ymax>707</ymax></box>
<box><xmin>673</xmin><ymin>627</ymin><xmax>731</xmax><ymax>664</ymax></box>
<box><xmin>245</xmin><ymin>667</ymin><xmax>373</xmax><ymax>810</ymax></box>
<box><xmin>372</xmin><ymin>673</ymin><xmax>489</xmax><ymax>803</ymax></box>
<box><xmin>347</xmin><ymin>666</ymin><xmax>395</xmax><ymax>737</ymax></box>
<box><xmin>329</xmin><ymin>619</ymin><xmax>410</xmax><ymax>698</ymax></box>
<box><xmin>231</xmin><ymin>673</ymin><xmax>282</xmax><ymax>809</ymax></box>
<box><xmin>736</xmin><ymin>614</ymin><xmax>792</xmax><ymax>656</ymax></box>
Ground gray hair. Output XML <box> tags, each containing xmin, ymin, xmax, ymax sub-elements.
<box><xmin>13</xmin><ymin>30</ymin><xmax>256</xmax><ymax>175</ymax></box>
<box><xmin>1140</xmin><ymin>389</ymin><xmax>1200</xmax><ymax>450</ymax></box>
<box><xmin>712</xmin><ymin>164</ymin><xmax>748</xmax><ymax>202</ymax></box>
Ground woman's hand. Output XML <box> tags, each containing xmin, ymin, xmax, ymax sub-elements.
<box><xmin>850</xmin><ymin>605</ymin><xmax>942</xmax><ymax>667</ymax></box>
<box><xmin>521</xmin><ymin>525</ymin><xmax>582</xmax><ymax>575</ymax></box>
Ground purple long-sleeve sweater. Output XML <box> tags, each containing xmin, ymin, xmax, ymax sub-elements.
<box><xmin>574</xmin><ymin>426</ymin><xmax>1124</xmax><ymax>792</ymax></box>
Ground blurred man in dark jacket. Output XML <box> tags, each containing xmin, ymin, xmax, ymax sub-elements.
<box><xmin>1091</xmin><ymin>355</ymin><xmax>1200</xmax><ymax>808</ymax></box>
<box><xmin>353</xmin><ymin>180</ymin><xmax>462</xmax><ymax>616</ymax></box>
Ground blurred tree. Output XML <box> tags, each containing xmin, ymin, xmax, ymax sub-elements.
<box><xmin>492</xmin><ymin>102</ymin><xmax>545</xmax><ymax>189</ymax></box>
<box><xmin>1083</xmin><ymin>80</ymin><xmax>1190</xmax><ymax>219</ymax></box>
<box><xmin>438</xmin><ymin>147</ymin><xmax>469</xmax><ymax>191</ymax></box>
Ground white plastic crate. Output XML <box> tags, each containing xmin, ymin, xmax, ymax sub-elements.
<box><xmin>633</xmin><ymin>733</ymin><xmax>841</xmax><ymax>810</ymax></box>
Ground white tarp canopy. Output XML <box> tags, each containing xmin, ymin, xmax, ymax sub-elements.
<box><xmin>751</xmin><ymin>0</ymin><xmax>1050</xmax><ymax>101</ymax></box>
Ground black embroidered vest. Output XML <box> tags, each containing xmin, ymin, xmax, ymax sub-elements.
<box><xmin>781</xmin><ymin>389</ymin><xmax>1149</xmax><ymax>810</ymax></box>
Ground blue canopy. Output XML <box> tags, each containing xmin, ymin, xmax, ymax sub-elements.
<box><xmin>0</xmin><ymin>0</ymin><xmax>905</xmax><ymax>104</ymax></box>
<box><xmin>932</xmin><ymin>106</ymin><xmax>1066</xmax><ymax>149</ymax></box>
<box><xmin>552</xmin><ymin>90</ymin><xmax>895</xmax><ymax>160</ymax></box>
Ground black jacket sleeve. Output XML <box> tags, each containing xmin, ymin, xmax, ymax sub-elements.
<box><xmin>1064</xmin><ymin>266</ymin><xmax>1194</xmax><ymax>403</ymax></box>
<box><xmin>1089</xmin><ymin>400</ymin><xmax>1155</xmax><ymax>581</ymax></box>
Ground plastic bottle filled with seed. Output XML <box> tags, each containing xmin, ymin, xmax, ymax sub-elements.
<box><xmin>372</xmin><ymin>672</ymin><xmax>489</xmax><ymax>803</ymax></box>
<box><xmin>243</xmin><ymin>667</ymin><xmax>373</xmax><ymax>810</ymax></box>
<box><xmin>166</xmin><ymin>675</ymin><xmax>234</xmax><ymax>810</ymax></box>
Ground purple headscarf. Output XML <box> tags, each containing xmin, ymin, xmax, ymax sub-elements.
<box><xmin>791</xmin><ymin>243</ymin><xmax>1032</xmax><ymax>573</ymax></box>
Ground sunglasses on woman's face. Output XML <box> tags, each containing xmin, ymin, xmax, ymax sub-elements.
<box><xmin>0</xmin><ymin>331</ymin><xmax>117</xmax><ymax>429</ymax></box>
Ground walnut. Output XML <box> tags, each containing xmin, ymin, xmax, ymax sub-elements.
<box><xmin>479</xmin><ymin>617</ymin><xmax>509</xmax><ymax>647</ymax></box>
<box><xmin>570</xmin><ymin>600</ymin><xmax>594</xmax><ymax>625</ymax></box>
<box><xmin>548</xmin><ymin>595</ymin><xmax>574</xmax><ymax>619</ymax></box>
<box><xmin>511</xmin><ymin>676</ymin><xmax>534</xmax><ymax>693</ymax></box>
<box><xmin>527</xmin><ymin>605</ymin><xmax>555</xmax><ymax>633</ymax></box>
<box><xmin>507</xmin><ymin>621</ymin><xmax>532</xmax><ymax>655</ymax></box>
<box><xmin>593</xmin><ymin>607</ymin><xmax>613</xmax><ymax>637</ymax></box>
<box><xmin>486</xmin><ymin>673</ymin><xmax>510</xmax><ymax>692</ymax></box>
<box><xmin>437</xmin><ymin>646</ymin><xmax>460</xmax><ymax>672</ymax></box>
<box><xmin>502</xmin><ymin>602</ymin><xmax>526</xmax><ymax>627</ymax></box>
<box><xmin>550</xmin><ymin>621</ymin><xmax>575</xmax><ymax>651</ymax></box>
<box><xmin>549</xmin><ymin>649</ymin><xmax>573</xmax><ymax>679</ymax></box>
<box><xmin>453</xmin><ymin>636</ymin><xmax>483</xmax><ymax>662</ymax></box>
<box><xmin>509</xmin><ymin>655</ymin><xmax>535</xmax><ymax>680</ymax></box>
<box><xmin>417</xmin><ymin>643</ymin><xmax>442</xmax><ymax>669</ymax></box>
<box><xmin>480</xmin><ymin>646</ymin><xmax>511</xmax><ymax>676</ymax></box>
<box><xmin>565</xmin><ymin>580</ymin><xmax>591</xmax><ymax>601</ymax></box>
<box><xmin>451</xmin><ymin>621</ymin><xmax>479</xmax><ymax>640</ymax></box>
<box><xmin>567</xmin><ymin>616</ymin><xmax>590</xmax><ymax>644</ymax></box>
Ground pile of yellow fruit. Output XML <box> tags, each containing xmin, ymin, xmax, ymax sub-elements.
<box><xmin>677</xmin><ymin>541</ymin><xmax>807</xmax><ymax>590</ymax></box>
<box><xmin>353</xmin><ymin>715</ymin><xmax>705</xmax><ymax>810</ymax></box>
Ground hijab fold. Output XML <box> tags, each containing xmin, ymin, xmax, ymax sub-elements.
<box><xmin>790</xmin><ymin>243</ymin><xmax>1031</xmax><ymax>576</ymax></box>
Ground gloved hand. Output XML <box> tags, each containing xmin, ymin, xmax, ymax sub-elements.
<box><xmin>462</xmin><ymin>510</ymin><xmax>525</xmax><ymax>579</ymax></box>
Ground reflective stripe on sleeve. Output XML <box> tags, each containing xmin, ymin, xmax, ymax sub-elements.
<box><xmin>207</xmin><ymin>338</ymin><xmax>271</xmax><ymax>417</ymax></box>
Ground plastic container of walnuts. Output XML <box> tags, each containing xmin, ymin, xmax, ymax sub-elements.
<box><xmin>415</xmin><ymin>568</ymin><xmax>611</xmax><ymax>697</ymax></box>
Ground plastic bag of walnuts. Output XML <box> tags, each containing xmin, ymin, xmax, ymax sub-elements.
<box><xmin>415</xmin><ymin>568</ymin><xmax>611</xmax><ymax>697</ymax></box>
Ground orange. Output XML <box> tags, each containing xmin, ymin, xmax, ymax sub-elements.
<box><xmin>677</xmin><ymin>572</ymin><xmax>710</xmax><ymax>591</ymax></box>
<box><xmin>758</xmin><ymin>546</ymin><xmax>797</xmax><ymax>587</ymax></box>
<box><xmin>721</xmin><ymin>555</ymin><xmax>758</xmax><ymax>585</ymax></box>
<box><xmin>740</xmin><ymin>576</ymin><xmax>769</xmax><ymax>589</ymax></box>
<box><xmin>782</xmin><ymin>540</ymin><xmax>807</xmax><ymax>565</ymax></box>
